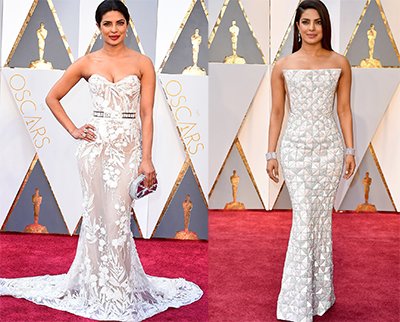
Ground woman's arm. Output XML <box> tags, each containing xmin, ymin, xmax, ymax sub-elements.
<box><xmin>138</xmin><ymin>55</ymin><xmax>156</xmax><ymax>185</ymax></box>
<box><xmin>45</xmin><ymin>57</ymin><xmax>95</xmax><ymax>142</ymax></box>
<box><xmin>336</xmin><ymin>56</ymin><xmax>355</xmax><ymax>179</ymax></box>
<box><xmin>267</xmin><ymin>60</ymin><xmax>286</xmax><ymax>183</ymax></box>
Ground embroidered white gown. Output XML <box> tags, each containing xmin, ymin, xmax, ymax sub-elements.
<box><xmin>0</xmin><ymin>74</ymin><xmax>203</xmax><ymax>321</ymax></box>
<box><xmin>277</xmin><ymin>69</ymin><xmax>344</xmax><ymax>322</ymax></box>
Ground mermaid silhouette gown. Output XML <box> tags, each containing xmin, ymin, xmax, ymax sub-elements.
<box><xmin>277</xmin><ymin>69</ymin><xmax>344</xmax><ymax>322</ymax></box>
<box><xmin>0</xmin><ymin>74</ymin><xmax>203</xmax><ymax>321</ymax></box>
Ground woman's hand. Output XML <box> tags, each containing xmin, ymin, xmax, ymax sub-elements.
<box><xmin>71</xmin><ymin>124</ymin><xmax>96</xmax><ymax>142</ymax></box>
<box><xmin>138</xmin><ymin>159</ymin><xmax>156</xmax><ymax>188</ymax></box>
<box><xmin>343</xmin><ymin>155</ymin><xmax>356</xmax><ymax>179</ymax></box>
<box><xmin>266</xmin><ymin>159</ymin><xmax>279</xmax><ymax>183</ymax></box>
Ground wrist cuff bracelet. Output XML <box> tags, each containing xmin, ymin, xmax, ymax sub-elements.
<box><xmin>345</xmin><ymin>147</ymin><xmax>355</xmax><ymax>156</ymax></box>
<box><xmin>265</xmin><ymin>152</ymin><xmax>277</xmax><ymax>161</ymax></box>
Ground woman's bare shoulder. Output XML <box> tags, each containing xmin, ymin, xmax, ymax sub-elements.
<box><xmin>330</xmin><ymin>51</ymin><xmax>350</xmax><ymax>69</ymax></box>
<box><xmin>274</xmin><ymin>53</ymin><xmax>299</xmax><ymax>72</ymax></box>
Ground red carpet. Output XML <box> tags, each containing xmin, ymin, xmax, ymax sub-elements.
<box><xmin>209</xmin><ymin>210</ymin><xmax>400</xmax><ymax>322</ymax></box>
<box><xmin>0</xmin><ymin>233</ymin><xmax>207</xmax><ymax>322</ymax></box>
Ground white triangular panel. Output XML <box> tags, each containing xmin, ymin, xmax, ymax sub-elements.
<box><xmin>371</xmin><ymin>83</ymin><xmax>400</xmax><ymax>210</ymax></box>
<box><xmin>241</xmin><ymin>0</ymin><xmax>269</xmax><ymax>62</ymax></box>
<box><xmin>323</xmin><ymin>0</ymin><xmax>341</xmax><ymax>52</ymax></box>
<box><xmin>132</xmin><ymin>194</ymin><xmax>149</xmax><ymax>238</ymax></box>
<box><xmin>53</xmin><ymin>0</ymin><xmax>80</xmax><ymax>60</ymax></box>
<box><xmin>155</xmin><ymin>0</ymin><xmax>192</xmax><ymax>69</ymax></box>
<box><xmin>209</xmin><ymin>63</ymin><xmax>267</xmax><ymax>191</ymax></box>
<box><xmin>270</xmin><ymin>0</ymin><xmax>298</xmax><ymax>63</ymax></box>
<box><xmin>339</xmin><ymin>0</ymin><xmax>367</xmax><ymax>53</ymax></box>
<box><xmin>78</xmin><ymin>0</ymin><xmax>101</xmax><ymax>57</ymax></box>
<box><xmin>1</xmin><ymin>0</ymin><xmax>32</xmax><ymax>65</ymax></box>
<box><xmin>208</xmin><ymin>0</ymin><xmax>225</xmax><ymax>35</ymax></box>
<box><xmin>159</xmin><ymin>74</ymin><xmax>208</xmax><ymax>195</ymax></box>
<box><xmin>2</xmin><ymin>68</ymin><xmax>90</xmax><ymax>233</ymax></box>
<box><xmin>237</xmin><ymin>65</ymin><xmax>289</xmax><ymax>209</ymax></box>
<box><xmin>238</xmin><ymin>66</ymin><xmax>272</xmax><ymax>209</ymax></box>
<box><xmin>0</xmin><ymin>69</ymin><xmax>36</xmax><ymax>226</ymax></box>
<box><xmin>335</xmin><ymin>68</ymin><xmax>400</xmax><ymax>209</ymax></box>
<box><xmin>143</xmin><ymin>80</ymin><xmax>186</xmax><ymax>238</ymax></box>
<box><xmin>379</xmin><ymin>0</ymin><xmax>400</xmax><ymax>51</ymax></box>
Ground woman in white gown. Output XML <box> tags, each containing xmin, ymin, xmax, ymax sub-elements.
<box><xmin>266</xmin><ymin>1</ymin><xmax>355</xmax><ymax>321</ymax></box>
<box><xmin>0</xmin><ymin>1</ymin><xmax>202</xmax><ymax>321</ymax></box>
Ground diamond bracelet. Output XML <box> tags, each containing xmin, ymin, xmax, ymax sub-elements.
<box><xmin>265</xmin><ymin>152</ymin><xmax>277</xmax><ymax>161</ymax></box>
<box><xmin>345</xmin><ymin>147</ymin><xmax>355</xmax><ymax>156</ymax></box>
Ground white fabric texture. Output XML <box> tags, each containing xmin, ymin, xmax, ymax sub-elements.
<box><xmin>0</xmin><ymin>74</ymin><xmax>203</xmax><ymax>321</ymax></box>
<box><xmin>277</xmin><ymin>69</ymin><xmax>344</xmax><ymax>322</ymax></box>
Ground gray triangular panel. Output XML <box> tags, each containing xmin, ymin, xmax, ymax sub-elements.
<box><xmin>3</xmin><ymin>159</ymin><xmax>68</xmax><ymax>234</ymax></box>
<box><xmin>339</xmin><ymin>148</ymin><xmax>395</xmax><ymax>211</ymax></box>
<box><xmin>209</xmin><ymin>0</ymin><xmax>264</xmax><ymax>64</ymax></box>
<box><xmin>161</xmin><ymin>0</ymin><xmax>208</xmax><ymax>74</ymax></box>
<box><xmin>153</xmin><ymin>166</ymin><xmax>208</xmax><ymax>240</ymax></box>
<box><xmin>273</xmin><ymin>183</ymin><xmax>292</xmax><ymax>210</ymax></box>
<box><xmin>8</xmin><ymin>0</ymin><xmax>71</xmax><ymax>69</ymax></box>
<box><xmin>130</xmin><ymin>212</ymin><xmax>142</xmax><ymax>238</ymax></box>
<box><xmin>209</xmin><ymin>144</ymin><xmax>263</xmax><ymax>209</ymax></box>
<box><xmin>346</xmin><ymin>0</ymin><xmax>399</xmax><ymax>66</ymax></box>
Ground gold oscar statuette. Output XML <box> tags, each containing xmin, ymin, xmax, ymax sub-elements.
<box><xmin>182</xmin><ymin>28</ymin><xmax>206</xmax><ymax>75</ymax></box>
<box><xmin>24</xmin><ymin>188</ymin><xmax>49</xmax><ymax>233</ymax></box>
<box><xmin>29</xmin><ymin>22</ymin><xmax>53</xmax><ymax>70</ymax></box>
<box><xmin>356</xmin><ymin>172</ymin><xmax>377</xmax><ymax>212</ymax></box>
<box><xmin>359</xmin><ymin>23</ymin><xmax>382</xmax><ymax>68</ymax></box>
<box><xmin>175</xmin><ymin>194</ymin><xmax>199</xmax><ymax>240</ymax></box>
<box><xmin>223</xmin><ymin>20</ymin><xmax>246</xmax><ymax>64</ymax></box>
<box><xmin>224</xmin><ymin>170</ymin><xmax>245</xmax><ymax>210</ymax></box>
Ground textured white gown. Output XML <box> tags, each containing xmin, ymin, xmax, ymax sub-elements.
<box><xmin>0</xmin><ymin>74</ymin><xmax>203</xmax><ymax>321</ymax></box>
<box><xmin>277</xmin><ymin>69</ymin><xmax>344</xmax><ymax>322</ymax></box>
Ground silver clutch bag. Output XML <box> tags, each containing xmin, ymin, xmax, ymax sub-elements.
<box><xmin>129</xmin><ymin>174</ymin><xmax>158</xmax><ymax>200</ymax></box>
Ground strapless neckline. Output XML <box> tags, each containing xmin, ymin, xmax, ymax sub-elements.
<box><xmin>283</xmin><ymin>68</ymin><xmax>341</xmax><ymax>72</ymax></box>
<box><xmin>88</xmin><ymin>73</ymin><xmax>140</xmax><ymax>85</ymax></box>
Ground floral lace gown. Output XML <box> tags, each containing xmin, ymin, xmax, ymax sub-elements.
<box><xmin>0</xmin><ymin>74</ymin><xmax>203</xmax><ymax>321</ymax></box>
<box><xmin>277</xmin><ymin>69</ymin><xmax>344</xmax><ymax>322</ymax></box>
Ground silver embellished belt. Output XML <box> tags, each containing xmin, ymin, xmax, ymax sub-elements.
<box><xmin>93</xmin><ymin>111</ymin><xmax>136</xmax><ymax>119</ymax></box>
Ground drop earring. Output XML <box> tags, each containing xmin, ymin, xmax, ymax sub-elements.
<box><xmin>298</xmin><ymin>32</ymin><xmax>301</xmax><ymax>42</ymax></box>
<box><xmin>99</xmin><ymin>33</ymin><xmax>102</xmax><ymax>40</ymax></box>
<box><xmin>126</xmin><ymin>31</ymin><xmax>128</xmax><ymax>38</ymax></box>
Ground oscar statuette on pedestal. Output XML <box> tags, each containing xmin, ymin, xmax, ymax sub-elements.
<box><xmin>182</xmin><ymin>28</ymin><xmax>206</xmax><ymax>75</ymax></box>
<box><xmin>359</xmin><ymin>23</ymin><xmax>382</xmax><ymax>68</ymax></box>
<box><xmin>356</xmin><ymin>172</ymin><xmax>377</xmax><ymax>212</ymax></box>
<box><xmin>175</xmin><ymin>194</ymin><xmax>199</xmax><ymax>240</ymax></box>
<box><xmin>24</xmin><ymin>188</ymin><xmax>49</xmax><ymax>233</ymax></box>
<box><xmin>29</xmin><ymin>22</ymin><xmax>53</xmax><ymax>70</ymax></box>
<box><xmin>223</xmin><ymin>21</ymin><xmax>246</xmax><ymax>64</ymax></box>
<box><xmin>224</xmin><ymin>170</ymin><xmax>245</xmax><ymax>210</ymax></box>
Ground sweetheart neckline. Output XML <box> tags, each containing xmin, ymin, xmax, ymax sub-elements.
<box><xmin>88</xmin><ymin>73</ymin><xmax>140</xmax><ymax>85</ymax></box>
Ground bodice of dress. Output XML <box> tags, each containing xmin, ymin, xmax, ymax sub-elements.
<box><xmin>85</xmin><ymin>74</ymin><xmax>142</xmax><ymax>149</ymax></box>
<box><xmin>283</xmin><ymin>69</ymin><xmax>341</xmax><ymax>117</ymax></box>
<box><xmin>88</xmin><ymin>74</ymin><xmax>141</xmax><ymax>116</ymax></box>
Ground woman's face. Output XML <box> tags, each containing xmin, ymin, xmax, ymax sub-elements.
<box><xmin>98</xmin><ymin>10</ymin><xmax>128</xmax><ymax>45</ymax></box>
<box><xmin>296</xmin><ymin>9</ymin><xmax>323</xmax><ymax>45</ymax></box>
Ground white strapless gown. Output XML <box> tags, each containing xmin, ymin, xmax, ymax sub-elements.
<box><xmin>0</xmin><ymin>74</ymin><xmax>203</xmax><ymax>321</ymax></box>
<box><xmin>277</xmin><ymin>69</ymin><xmax>344</xmax><ymax>322</ymax></box>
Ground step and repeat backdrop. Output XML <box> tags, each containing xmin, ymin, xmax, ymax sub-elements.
<box><xmin>1</xmin><ymin>0</ymin><xmax>399</xmax><ymax>240</ymax></box>
<box><xmin>208</xmin><ymin>0</ymin><xmax>400</xmax><ymax>212</ymax></box>
<box><xmin>0</xmin><ymin>0</ymin><xmax>209</xmax><ymax>238</ymax></box>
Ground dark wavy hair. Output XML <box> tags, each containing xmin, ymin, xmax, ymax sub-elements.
<box><xmin>95</xmin><ymin>0</ymin><xmax>130</xmax><ymax>25</ymax></box>
<box><xmin>292</xmin><ymin>0</ymin><xmax>332</xmax><ymax>53</ymax></box>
